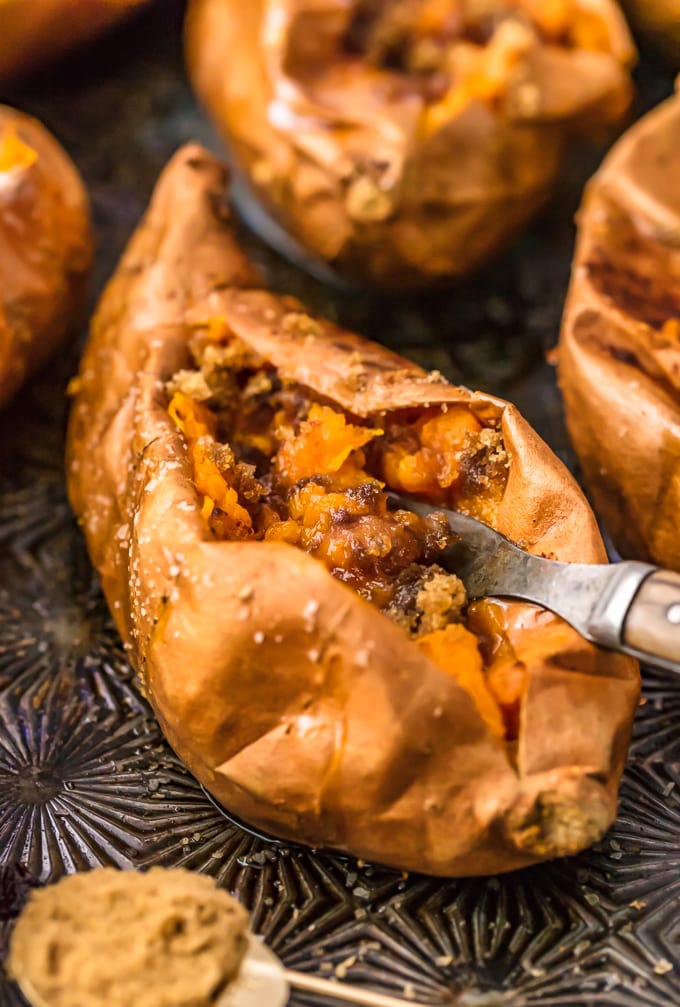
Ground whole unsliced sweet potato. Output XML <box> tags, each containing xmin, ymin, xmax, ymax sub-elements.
<box><xmin>186</xmin><ymin>0</ymin><xmax>635</xmax><ymax>289</ymax></box>
<box><xmin>559</xmin><ymin>88</ymin><xmax>680</xmax><ymax>570</ymax></box>
<box><xmin>622</xmin><ymin>0</ymin><xmax>680</xmax><ymax>62</ymax></box>
<box><xmin>0</xmin><ymin>1</ymin><xmax>149</xmax><ymax>83</ymax></box>
<box><xmin>0</xmin><ymin>105</ymin><xmax>91</xmax><ymax>409</ymax></box>
<box><xmin>67</xmin><ymin>145</ymin><xmax>638</xmax><ymax>877</ymax></box>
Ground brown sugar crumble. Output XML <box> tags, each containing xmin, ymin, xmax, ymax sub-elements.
<box><xmin>8</xmin><ymin>868</ymin><xmax>249</xmax><ymax>1007</ymax></box>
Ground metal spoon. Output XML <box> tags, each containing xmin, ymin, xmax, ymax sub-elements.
<box><xmin>389</xmin><ymin>493</ymin><xmax>680</xmax><ymax>672</ymax></box>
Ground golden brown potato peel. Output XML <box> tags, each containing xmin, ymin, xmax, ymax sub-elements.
<box><xmin>559</xmin><ymin>87</ymin><xmax>680</xmax><ymax>570</ymax></box>
<box><xmin>67</xmin><ymin>144</ymin><xmax>638</xmax><ymax>876</ymax></box>
<box><xmin>185</xmin><ymin>0</ymin><xmax>635</xmax><ymax>289</ymax></box>
<box><xmin>622</xmin><ymin>0</ymin><xmax>680</xmax><ymax>63</ymax></box>
<box><xmin>0</xmin><ymin>105</ymin><xmax>91</xmax><ymax>409</ymax></box>
<box><xmin>0</xmin><ymin>1</ymin><xmax>149</xmax><ymax>82</ymax></box>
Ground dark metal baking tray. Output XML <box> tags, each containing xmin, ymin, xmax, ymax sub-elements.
<box><xmin>0</xmin><ymin>5</ymin><xmax>678</xmax><ymax>1004</ymax></box>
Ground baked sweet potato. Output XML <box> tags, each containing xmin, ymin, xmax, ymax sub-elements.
<box><xmin>67</xmin><ymin>144</ymin><xmax>639</xmax><ymax>877</ymax></box>
<box><xmin>186</xmin><ymin>0</ymin><xmax>635</xmax><ymax>289</ymax></box>
<box><xmin>0</xmin><ymin>105</ymin><xmax>91</xmax><ymax>409</ymax></box>
<box><xmin>559</xmin><ymin>88</ymin><xmax>680</xmax><ymax>570</ymax></box>
<box><xmin>0</xmin><ymin>1</ymin><xmax>149</xmax><ymax>83</ymax></box>
<box><xmin>622</xmin><ymin>0</ymin><xmax>680</xmax><ymax>62</ymax></box>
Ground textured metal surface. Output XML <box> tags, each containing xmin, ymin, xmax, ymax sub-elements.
<box><xmin>0</xmin><ymin>4</ymin><xmax>679</xmax><ymax>1006</ymax></box>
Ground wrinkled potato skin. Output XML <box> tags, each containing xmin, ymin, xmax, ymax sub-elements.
<box><xmin>559</xmin><ymin>89</ymin><xmax>680</xmax><ymax>569</ymax></box>
<box><xmin>186</xmin><ymin>0</ymin><xmax>634</xmax><ymax>289</ymax></box>
<box><xmin>0</xmin><ymin>1</ymin><xmax>148</xmax><ymax>82</ymax></box>
<box><xmin>67</xmin><ymin>145</ymin><xmax>638</xmax><ymax>877</ymax></box>
<box><xmin>0</xmin><ymin>105</ymin><xmax>91</xmax><ymax>409</ymax></box>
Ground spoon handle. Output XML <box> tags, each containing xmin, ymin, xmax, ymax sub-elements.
<box><xmin>620</xmin><ymin>569</ymin><xmax>680</xmax><ymax>668</ymax></box>
<box><xmin>584</xmin><ymin>563</ymin><xmax>680</xmax><ymax>671</ymax></box>
<box><xmin>285</xmin><ymin>970</ymin><xmax>424</xmax><ymax>1007</ymax></box>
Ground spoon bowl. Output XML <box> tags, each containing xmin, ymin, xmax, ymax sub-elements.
<box><xmin>218</xmin><ymin>935</ymin><xmax>288</xmax><ymax>1007</ymax></box>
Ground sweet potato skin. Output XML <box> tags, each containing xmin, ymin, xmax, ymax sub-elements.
<box><xmin>622</xmin><ymin>0</ymin><xmax>680</xmax><ymax>62</ymax></box>
<box><xmin>0</xmin><ymin>105</ymin><xmax>91</xmax><ymax>409</ymax></box>
<box><xmin>67</xmin><ymin>144</ymin><xmax>638</xmax><ymax>876</ymax></box>
<box><xmin>559</xmin><ymin>89</ymin><xmax>680</xmax><ymax>570</ymax></box>
<box><xmin>185</xmin><ymin>0</ymin><xmax>635</xmax><ymax>289</ymax></box>
<box><xmin>0</xmin><ymin>1</ymin><xmax>148</xmax><ymax>82</ymax></box>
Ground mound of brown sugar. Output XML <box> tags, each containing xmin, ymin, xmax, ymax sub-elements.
<box><xmin>8</xmin><ymin>867</ymin><xmax>249</xmax><ymax>1007</ymax></box>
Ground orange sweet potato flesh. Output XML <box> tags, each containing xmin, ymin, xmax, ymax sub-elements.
<box><xmin>0</xmin><ymin>1</ymin><xmax>149</xmax><ymax>82</ymax></box>
<box><xmin>67</xmin><ymin>144</ymin><xmax>639</xmax><ymax>876</ymax></box>
<box><xmin>559</xmin><ymin>88</ymin><xmax>680</xmax><ymax>569</ymax></box>
<box><xmin>186</xmin><ymin>0</ymin><xmax>634</xmax><ymax>288</ymax></box>
<box><xmin>0</xmin><ymin>106</ymin><xmax>91</xmax><ymax>409</ymax></box>
<box><xmin>168</xmin><ymin>393</ymin><xmax>255</xmax><ymax>539</ymax></box>
<box><xmin>168</xmin><ymin>376</ymin><xmax>511</xmax><ymax>738</ymax></box>
<box><xmin>417</xmin><ymin>624</ymin><xmax>506</xmax><ymax>738</ymax></box>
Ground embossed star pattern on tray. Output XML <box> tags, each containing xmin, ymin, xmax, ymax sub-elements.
<box><xmin>2</xmin><ymin>392</ymin><xmax>680</xmax><ymax>1007</ymax></box>
<box><xmin>0</xmin><ymin>5</ymin><xmax>678</xmax><ymax>1007</ymax></box>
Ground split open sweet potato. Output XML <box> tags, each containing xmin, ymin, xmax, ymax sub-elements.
<box><xmin>0</xmin><ymin>105</ymin><xmax>91</xmax><ymax>409</ymax></box>
<box><xmin>67</xmin><ymin>145</ymin><xmax>638</xmax><ymax>876</ymax></box>
<box><xmin>186</xmin><ymin>0</ymin><xmax>635</xmax><ymax>289</ymax></box>
<box><xmin>559</xmin><ymin>87</ymin><xmax>680</xmax><ymax>570</ymax></box>
<box><xmin>0</xmin><ymin>1</ymin><xmax>149</xmax><ymax>83</ymax></box>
